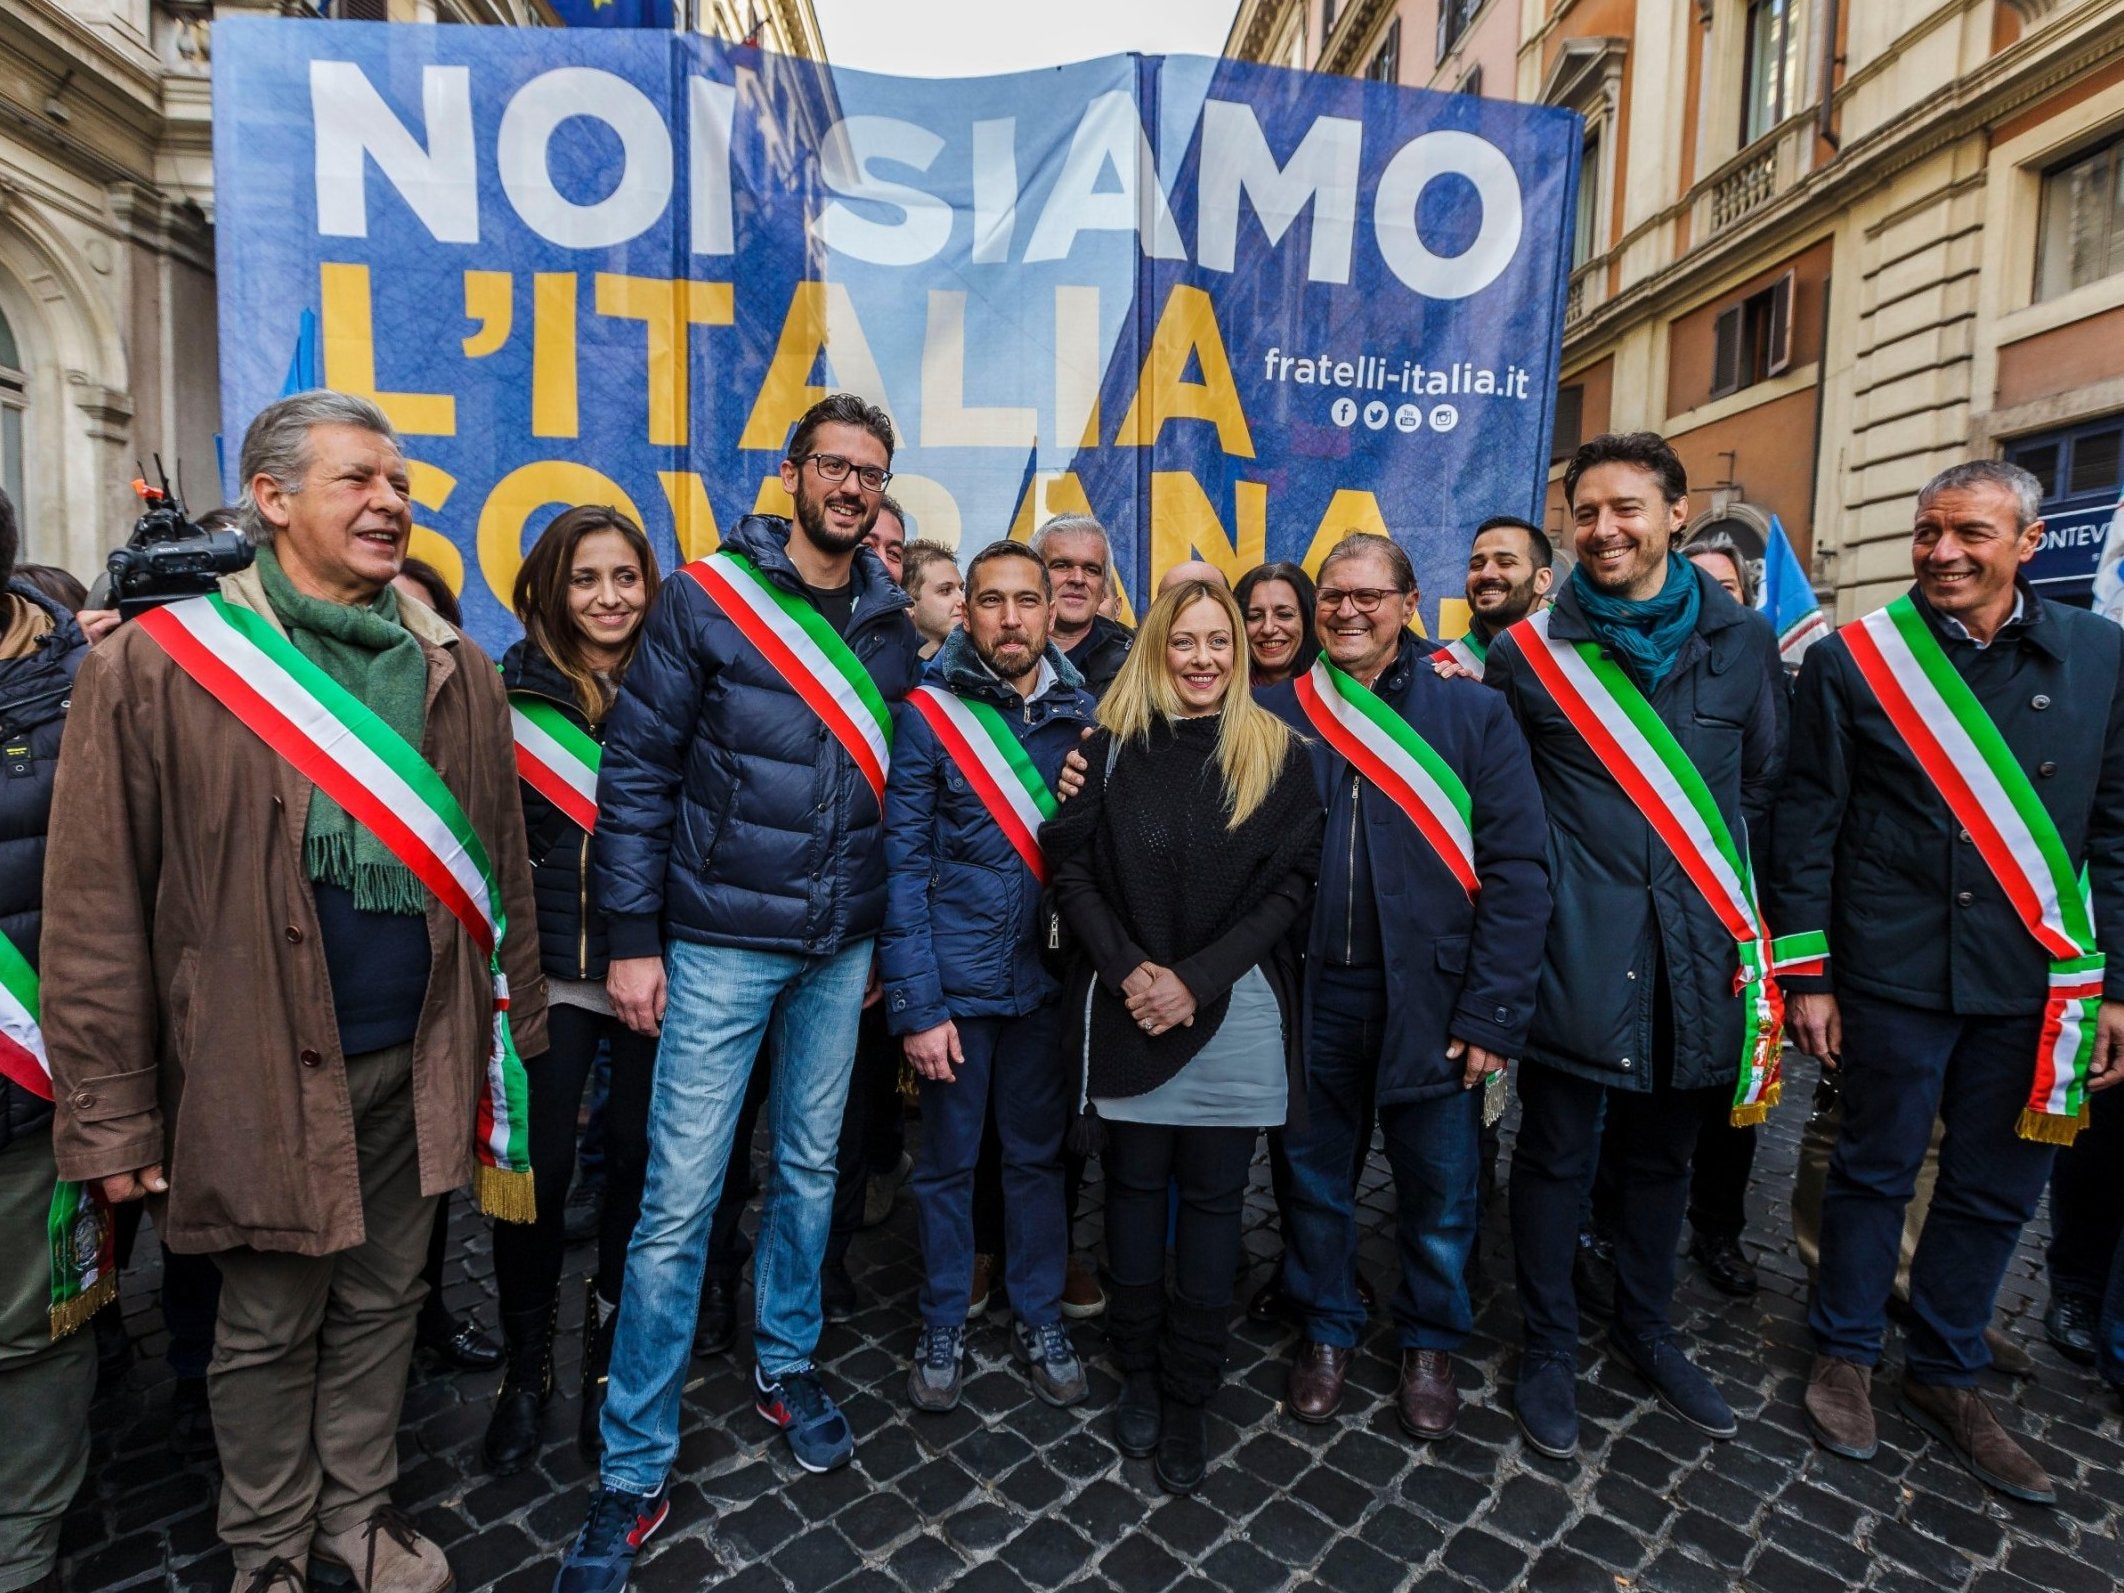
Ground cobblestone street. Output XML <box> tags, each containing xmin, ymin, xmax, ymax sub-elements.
<box><xmin>60</xmin><ymin>1054</ymin><xmax>2124</xmax><ymax>1593</ymax></box>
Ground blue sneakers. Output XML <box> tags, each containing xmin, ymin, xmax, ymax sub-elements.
<box><xmin>754</xmin><ymin>1362</ymin><xmax>856</xmax><ymax>1472</ymax></box>
<box><xmin>551</xmin><ymin>1481</ymin><xmax>670</xmax><ymax>1593</ymax></box>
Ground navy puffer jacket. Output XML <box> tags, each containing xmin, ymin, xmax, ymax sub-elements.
<box><xmin>596</xmin><ymin>515</ymin><xmax>922</xmax><ymax>958</ymax></box>
<box><xmin>879</xmin><ymin>631</ymin><xmax>1096</xmax><ymax>1033</ymax></box>
<box><xmin>501</xmin><ymin>639</ymin><xmax>612</xmax><ymax>981</ymax></box>
<box><xmin>0</xmin><ymin>583</ymin><xmax>87</xmax><ymax>1149</ymax></box>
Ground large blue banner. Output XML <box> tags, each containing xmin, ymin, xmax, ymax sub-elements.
<box><xmin>214</xmin><ymin>18</ymin><xmax>1580</xmax><ymax>653</ymax></box>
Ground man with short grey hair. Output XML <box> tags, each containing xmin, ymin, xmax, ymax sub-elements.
<box><xmin>1031</xmin><ymin>514</ymin><xmax>1132</xmax><ymax>696</ymax></box>
<box><xmin>1772</xmin><ymin>457</ymin><xmax>2124</xmax><ymax>1505</ymax></box>
<box><xmin>46</xmin><ymin>388</ymin><xmax>547</xmax><ymax>1592</ymax></box>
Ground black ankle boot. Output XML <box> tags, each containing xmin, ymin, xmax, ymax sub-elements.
<box><xmin>1154</xmin><ymin>1396</ymin><xmax>1206</xmax><ymax>1494</ymax></box>
<box><xmin>578</xmin><ymin>1281</ymin><xmax>618</xmax><ymax>1457</ymax></box>
<box><xmin>1115</xmin><ymin>1369</ymin><xmax>1160</xmax><ymax>1458</ymax></box>
<box><xmin>483</xmin><ymin>1299</ymin><xmax>555</xmax><ymax>1475</ymax></box>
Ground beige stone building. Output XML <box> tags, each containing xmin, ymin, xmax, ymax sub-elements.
<box><xmin>1229</xmin><ymin>0</ymin><xmax>2124</xmax><ymax>617</ymax></box>
<box><xmin>0</xmin><ymin>0</ymin><xmax>821</xmax><ymax>581</ymax></box>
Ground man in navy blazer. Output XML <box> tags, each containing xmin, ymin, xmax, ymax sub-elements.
<box><xmin>1259</xmin><ymin>533</ymin><xmax>1551</xmax><ymax>1442</ymax></box>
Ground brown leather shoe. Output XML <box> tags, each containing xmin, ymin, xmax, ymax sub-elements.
<box><xmin>314</xmin><ymin>1507</ymin><xmax>454</xmax><ymax>1593</ymax></box>
<box><xmin>1899</xmin><ymin>1379</ymin><xmax>2056</xmax><ymax>1505</ymax></box>
<box><xmin>1983</xmin><ymin>1325</ymin><xmax>2036</xmax><ymax>1381</ymax></box>
<box><xmin>1802</xmin><ymin>1354</ymin><xmax>1877</xmax><ymax>1460</ymax></box>
<box><xmin>1286</xmin><ymin>1340</ymin><xmax>1352</xmax><ymax>1423</ymax></box>
<box><xmin>1397</xmin><ymin>1349</ymin><xmax>1459</xmax><ymax>1439</ymax></box>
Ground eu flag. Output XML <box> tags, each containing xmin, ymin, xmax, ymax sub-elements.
<box><xmin>546</xmin><ymin>0</ymin><xmax>672</xmax><ymax>27</ymax></box>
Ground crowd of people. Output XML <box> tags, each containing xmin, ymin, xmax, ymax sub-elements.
<box><xmin>1</xmin><ymin>385</ymin><xmax>2121</xmax><ymax>1593</ymax></box>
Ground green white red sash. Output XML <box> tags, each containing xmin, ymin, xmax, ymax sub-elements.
<box><xmin>0</xmin><ymin>927</ymin><xmax>117</xmax><ymax>1339</ymax></box>
<box><xmin>135</xmin><ymin>594</ymin><xmax>535</xmax><ymax>1220</ymax></box>
<box><xmin>1294</xmin><ymin>658</ymin><xmax>1478</xmax><ymax>899</ymax></box>
<box><xmin>907</xmin><ymin>685</ymin><xmax>1058</xmax><ymax>883</ymax></box>
<box><xmin>510</xmin><ymin>692</ymin><xmax>601</xmax><ymax>833</ymax></box>
<box><xmin>1513</xmin><ymin>611</ymin><xmax>1822</xmax><ymax>1124</ymax></box>
<box><xmin>1432</xmin><ymin>632</ymin><xmax>1488</xmax><ymax>681</ymax></box>
<box><xmin>681</xmin><ymin>551</ymin><xmax>893</xmax><ymax>806</ymax></box>
<box><xmin>1844</xmin><ymin>594</ymin><xmax>2101</xmax><ymax>1144</ymax></box>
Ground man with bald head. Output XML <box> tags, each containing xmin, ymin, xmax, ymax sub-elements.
<box><xmin>1156</xmin><ymin>561</ymin><xmax>1231</xmax><ymax>599</ymax></box>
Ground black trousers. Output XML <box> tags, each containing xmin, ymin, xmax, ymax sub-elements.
<box><xmin>1102</xmin><ymin>1120</ymin><xmax>1254</xmax><ymax>1406</ymax></box>
<box><xmin>492</xmin><ymin>1004</ymin><xmax>656</xmax><ymax>1314</ymax></box>
<box><xmin>1591</xmin><ymin>1094</ymin><xmax>1756</xmax><ymax>1243</ymax></box>
<box><xmin>2047</xmin><ymin>1089</ymin><xmax>2124</xmax><ymax>1303</ymax></box>
<box><xmin>1512</xmin><ymin>1057</ymin><xmax>1712</xmax><ymax>1357</ymax></box>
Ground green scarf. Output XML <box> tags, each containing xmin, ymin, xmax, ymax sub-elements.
<box><xmin>255</xmin><ymin>545</ymin><xmax>431</xmax><ymax>915</ymax></box>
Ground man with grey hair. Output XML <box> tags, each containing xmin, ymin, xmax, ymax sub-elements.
<box><xmin>1771</xmin><ymin>457</ymin><xmax>2124</xmax><ymax>1505</ymax></box>
<box><xmin>44</xmin><ymin>388</ymin><xmax>546</xmax><ymax>1592</ymax></box>
<box><xmin>1031</xmin><ymin>514</ymin><xmax>1132</xmax><ymax>696</ymax></box>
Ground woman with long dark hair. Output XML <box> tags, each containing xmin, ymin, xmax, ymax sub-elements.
<box><xmin>1235</xmin><ymin>561</ymin><xmax>1318</xmax><ymax>687</ymax></box>
<box><xmin>483</xmin><ymin>506</ymin><xmax>663</xmax><ymax>1473</ymax></box>
<box><xmin>1042</xmin><ymin>580</ymin><xmax>1322</xmax><ymax>1494</ymax></box>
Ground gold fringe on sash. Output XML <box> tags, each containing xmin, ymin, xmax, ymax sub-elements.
<box><xmin>49</xmin><ymin>1273</ymin><xmax>118</xmax><ymax>1342</ymax></box>
<box><xmin>2015</xmin><ymin>1106</ymin><xmax>2088</xmax><ymax>1147</ymax></box>
<box><xmin>1728</xmin><ymin>1080</ymin><xmax>1781</xmax><ymax>1130</ymax></box>
<box><xmin>476</xmin><ymin>1164</ymin><xmax>538</xmax><ymax>1224</ymax></box>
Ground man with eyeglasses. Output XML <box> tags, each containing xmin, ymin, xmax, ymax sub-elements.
<box><xmin>1031</xmin><ymin>514</ymin><xmax>1133</xmax><ymax>697</ymax></box>
<box><xmin>1259</xmin><ymin>532</ymin><xmax>1549</xmax><ymax>1444</ymax></box>
<box><xmin>555</xmin><ymin>394</ymin><xmax>923</xmax><ymax>1593</ymax></box>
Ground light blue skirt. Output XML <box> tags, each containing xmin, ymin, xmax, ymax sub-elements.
<box><xmin>1092</xmin><ymin>966</ymin><xmax>1287</xmax><ymax>1129</ymax></box>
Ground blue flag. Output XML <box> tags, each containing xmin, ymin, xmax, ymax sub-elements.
<box><xmin>546</xmin><ymin>0</ymin><xmax>671</xmax><ymax>26</ymax></box>
<box><xmin>1756</xmin><ymin>515</ymin><xmax>1827</xmax><ymax>662</ymax></box>
<box><xmin>279</xmin><ymin>307</ymin><xmax>318</xmax><ymax>398</ymax></box>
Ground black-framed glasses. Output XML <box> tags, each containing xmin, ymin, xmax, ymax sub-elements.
<box><xmin>1316</xmin><ymin>586</ymin><xmax>1400</xmax><ymax>614</ymax></box>
<box><xmin>796</xmin><ymin>452</ymin><xmax>893</xmax><ymax>493</ymax></box>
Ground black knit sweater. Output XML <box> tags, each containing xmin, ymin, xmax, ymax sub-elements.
<box><xmin>1041</xmin><ymin>714</ymin><xmax>1322</xmax><ymax>1102</ymax></box>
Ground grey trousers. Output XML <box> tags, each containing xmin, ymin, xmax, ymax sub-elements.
<box><xmin>0</xmin><ymin>1130</ymin><xmax>96</xmax><ymax>1592</ymax></box>
<box><xmin>208</xmin><ymin>1041</ymin><xmax>436</xmax><ymax>1571</ymax></box>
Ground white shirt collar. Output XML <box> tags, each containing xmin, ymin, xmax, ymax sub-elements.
<box><xmin>1940</xmin><ymin>590</ymin><xmax>2024</xmax><ymax>649</ymax></box>
<box><xmin>977</xmin><ymin>649</ymin><xmax>1055</xmax><ymax>703</ymax></box>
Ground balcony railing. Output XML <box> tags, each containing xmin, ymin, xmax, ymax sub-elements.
<box><xmin>1691</xmin><ymin>115</ymin><xmax>1814</xmax><ymax>242</ymax></box>
<box><xmin>1710</xmin><ymin>146</ymin><xmax>1777</xmax><ymax>230</ymax></box>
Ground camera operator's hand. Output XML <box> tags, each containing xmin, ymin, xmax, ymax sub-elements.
<box><xmin>77</xmin><ymin>609</ymin><xmax>119</xmax><ymax>645</ymax></box>
<box><xmin>99</xmin><ymin>1164</ymin><xmax>167</xmax><ymax>1204</ymax></box>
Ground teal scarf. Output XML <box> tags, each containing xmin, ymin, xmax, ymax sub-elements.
<box><xmin>255</xmin><ymin>545</ymin><xmax>431</xmax><ymax>915</ymax></box>
<box><xmin>1569</xmin><ymin>554</ymin><xmax>1702</xmax><ymax>693</ymax></box>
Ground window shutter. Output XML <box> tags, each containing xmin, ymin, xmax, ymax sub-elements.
<box><xmin>337</xmin><ymin>0</ymin><xmax>389</xmax><ymax>18</ymax></box>
<box><xmin>1711</xmin><ymin>305</ymin><xmax>1743</xmax><ymax>399</ymax></box>
<box><xmin>1766</xmin><ymin>270</ymin><xmax>1796</xmax><ymax>376</ymax></box>
<box><xmin>1552</xmin><ymin>385</ymin><xmax>1585</xmax><ymax>465</ymax></box>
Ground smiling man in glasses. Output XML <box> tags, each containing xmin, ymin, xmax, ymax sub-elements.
<box><xmin>555</xmin><ymin>394</ymin><xmax>923</xmax><ymax>1593</ymax></box>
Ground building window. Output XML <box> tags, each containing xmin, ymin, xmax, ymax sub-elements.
<box><xmin>1573</xmin><ymin>129</ymin><xmax>1602</xmax><ymax>267</ymax></box>
<box><xmin>1322</xmin><ymin>0</ymin><xmax>1335</xmax><ymax>38</ymax></box>
<box><xmin>1741</xmin><ymin>0</ymin><xmax>1798</xmax><ymax>147</ymax></box>
<box><xmin>1365</xmin><ymin>19</ymin><xmax>1400</xmax><ymax>84</ymax></box>
<box><xmin>1437</xmin><ymin>0</ymin><xmax>1479</xmax><ymax>62</ymax></box>
<box><xmin>2035</xmin><ymin>134</ymin><xmax>2124</xmax><ymax>303</ymax></box>
<box><xmin>1552</xmin><ymin>384</ymin><xmax>1585</xmax><ymax>465</ymax></box>
<box><xmin>1710</xmin><ymin>269</ymin><xmax>1796</xmax><ymax>399</ymax></box>
<box><xmin>1458</xmin><ymin>67</ymin><xmax>1483</xmax><ymax>97</ymax></box>
<box><xmin>0</xmin><ymin>306</ymin><xmax>23</xmax><ymax>534</ymax></box>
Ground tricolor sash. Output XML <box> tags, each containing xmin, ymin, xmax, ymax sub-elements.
<box><xmin>681</xmin><ymin>551</ymin><xmax>893</xmax><ymax>806</ymax></box>
<box><xmin>1432</xmin><ymin>632</ymin><xmax>1488</xmax><ymax>681</ymax></box>
<box><xmin>1513</xmin><ymin>611</ymin><xmax>1821</xmax><ymax>1124</ymax></box>
<box><xmin>510</xmin><ymin>693</ymin><xmax>601</xmax><ymax>833</ymax></box>
<box><xmin>1293</xmin><ymin>658</ymin><xmax>1478</xmax><ymax>900</ymax></box>
<box><xmin>907</xmin><ymin>685</ymin><xmax>1058</xmax><ymax>884</ymax></box>
<box><xmin>1844</xmin><ymin>594</ymin><xmax>2101</xmax><ymax>1144</ymax></box>
<box><xmin>0</xmin><ymin>927</ymin><xmax>117</xmax><ymax>1339</ymax></box>
<box><xmin>136</xmin><ymin>594</ymin><xmax>535</xmax><ymax>1220</ymax></box>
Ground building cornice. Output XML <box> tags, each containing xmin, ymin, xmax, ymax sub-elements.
<box><xmin>1562</xmin><ymin>6</ymin><xmax>2124</xmax><ymax>355</ymax></box>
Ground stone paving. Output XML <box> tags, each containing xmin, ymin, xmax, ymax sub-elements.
<box><xmin>60</xmin><ymin>1052</ymin><xmax>2124</xmax><ymax>1592</ymax></box>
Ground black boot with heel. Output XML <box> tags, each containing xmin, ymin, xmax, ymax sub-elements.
<box><xmin>483</xmin><ymin>1297</ymin><xmax>556</xmax><ymax>1475</ymax></box>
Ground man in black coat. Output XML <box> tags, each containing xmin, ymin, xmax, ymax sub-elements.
<box><xmin>1485</xmin><ymin>433</ymin><xmax>1786</xmax><ymax>1460</ymax></box>
<box><xmin>1771</xmin><ymin>460</ymin><xmax>2124</xmax><ymax>1505</ymax></box>
<box><xmin>1260</xmin><ymin>534</ymin><xmax>1549</xmax><ymax>1443</ymax></box>
<box><xmin>1031</xmin><ymin>514</ymin><xmax>1132</xmax><ymax>697</ymax></box>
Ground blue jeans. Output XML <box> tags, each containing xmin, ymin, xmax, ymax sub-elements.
<box><xmin>1284</xmin><ymin>967</ymin><xmax>1482</xmax><ymax>1351</ymax></box>
<box><xmin>599</xmin><ymin>938</ymin><xmax>871</xmax><ymax>1494</ymax></box>
<box><xmin>1811</xmin><ymin>991</ymin><xmax>2056</xmax><ymax>1385</ymax></box>
<box><xmin>911</xmin><ymin>1004</ymin><xmax>1067</xmax><ymax>1328</ymax></box>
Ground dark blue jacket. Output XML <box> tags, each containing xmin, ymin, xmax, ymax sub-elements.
<box><xmin>1768</xmin><ymin>581</ymin><xmax>2124</xmax><ymax>1015</ymax></box>
<box><xmin>0</xmin><ymin>584</ymin><xmax>86</xmax><ymax>1149</ymax></box>
<box><xmin>879</xmin><ymin>631</ymin><xmax>1096</xmax><ymax>1033</ymax></box>
<box><xmin>595</xmin><ymin>515</ymin><xmax>923</xmax><ymax>958</ymax></box>
<box><xmin>1485</xmin><ymin>568</ymin><xmax>1787</xmax><ymax>1093</ymax></box>
<box><xmin>1261</xmin><ymin>641</ymin><xmax>1550</xmax><ymax>1105</ymax></box>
